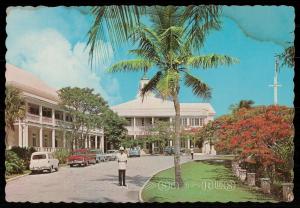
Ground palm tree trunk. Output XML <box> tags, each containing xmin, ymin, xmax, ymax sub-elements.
<box><xmin>173</xmin><ymin>94</ymin><xmax>184</xmax><ymax>188</ymax></box>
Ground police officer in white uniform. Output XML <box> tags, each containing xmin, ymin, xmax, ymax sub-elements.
<box><xmin>190</xmin><ymin>145</ymin><xmax>194</xmax><ymax>160</ymax></box>
<box><xmin>117</xmin><ymin>146</ymin><xmax>127</xmax><ymax>186</ymax></box>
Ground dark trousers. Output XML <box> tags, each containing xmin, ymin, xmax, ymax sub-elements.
<box><xmin>191</xmin><ymin>153</ymin><xmax>194</xmax><ymax>159</ymax></box>
<box><xmin>118</xmin><ymin>169</ymin><xmax>126</xmax><ymax>186</ymax></box>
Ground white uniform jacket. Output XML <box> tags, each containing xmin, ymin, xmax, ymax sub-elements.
<box><xmin>117</xmin><ymin>153</ymin><xmax>128</xmax><ymax>170</ymax></box>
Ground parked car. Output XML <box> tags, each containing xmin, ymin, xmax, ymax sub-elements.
<box><xmin>29</xmin><ymin>151</ymin><xmax>59</xmax><ymax>174</ymax></box>
<box><xmin>106</xmin><ymin>150</ymin><xmax>118</xmax><ymax>161</ymax></box>
<box><xmin>164</xmin><ymin>146</ymin><xmax>175</xmax><ymax>155</ymax></box>
<box><xmin>128</xmin><ymin>147</ymin><xmax>141</xmax><ymax>157</ymax></box>
<box><xmin>67</xmin><ymin>149</ymin><xmax>96</xmax><ymax>167</ymax></box>
<box><xmin>90</xmin><ymin>149</ymin><xmax>107</xmax><ymax>163</ymax></box>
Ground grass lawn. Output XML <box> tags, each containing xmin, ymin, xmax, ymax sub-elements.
<box><xmin>142</xmin><ymin>160</ymin><xmax>277</xmax><ymax>202</ymax></box>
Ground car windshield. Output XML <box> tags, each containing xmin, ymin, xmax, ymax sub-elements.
<box><xmin>32</xmin><ymin>154</ymin><xmax>46</xmax><ymax>160</ymax></box>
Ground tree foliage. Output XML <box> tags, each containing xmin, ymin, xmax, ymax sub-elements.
<box><xmin>5</xmin><ymin>85</ymin><xmax>26</xmax><ymax>147</ymax></box>
<box><xmin>199</xmin><ymin>105</ymin><xmax>294</xmax><ymax>182</ymax></box>
<box><xmin>58</xmin><ymin>87</ymin><xmax>108</xmax><ymax>149</ymax></box>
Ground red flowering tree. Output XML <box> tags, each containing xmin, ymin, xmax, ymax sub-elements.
<box><xmin>199</xmin><ymin>105</ymin><xmax>294</xmax><ymax>182</ymax></box>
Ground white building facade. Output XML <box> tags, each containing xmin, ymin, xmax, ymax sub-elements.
<box><xmin>111</xmin><ymin>78</ymin><xmax>216</xmax><ymax>154</ymax></box>
<box><xmin>5</xmin><ymin>64</ymin><xmax>104</xmax><ymax>152</ymax></box>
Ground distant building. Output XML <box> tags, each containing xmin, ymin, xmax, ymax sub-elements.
<box><xmin>5</xmin><ymin>64</ymin><xmax>104</xmax><ymax>152</ymax></box>
<box><xmin>111</xmin><ymin>77</ymin><xmax>216</xmax><ymax>154</ymax></box>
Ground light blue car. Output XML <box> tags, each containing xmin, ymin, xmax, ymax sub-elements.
<box><xmin>128</xmin><ymin>147</ymin><xmax>141</xmax><ymax>157</ymax></box>
<box><xmin>90</xmin><ymin>149</ymin><xmax>107</xmax><ymax>163</ymax></box>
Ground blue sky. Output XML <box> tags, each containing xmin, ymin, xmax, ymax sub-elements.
<box><xmin>6</xmin><ymin>6</ymin><xmax>294</xmax><ymax>116</ymax></box>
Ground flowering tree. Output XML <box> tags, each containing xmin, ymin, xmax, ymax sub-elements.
<box><xmin>215</xmin><ymin>106</ymin><xmax>294</xmax><ymax>181</ymax></box>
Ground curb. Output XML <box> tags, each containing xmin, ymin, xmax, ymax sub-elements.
<box><xmin>138</xmin><ymin>159</ymin><xmax>190</xmax><ymax>203</ymax></box>
<box><xmin>6</xmin><ymin>172</ymin><xmax>30</xmax><ymax>183</ymax></box>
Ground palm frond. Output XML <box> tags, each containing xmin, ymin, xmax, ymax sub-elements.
<box><xmin>279</xmin><ymin>45</ymin><xmax>295</xmax><ymax>68</ymax></box>
<box><xmin>87</xmin><ymin>6</ymin><xmax>146</xmax><ymax>66</ymax></box>
<box><xmin>107</xmin><ymin>59</ymin><xmax>152</xmax><ymax>73</ymax></box>
<box><xmin>181</xmin><ymin>5</ymin><xmax>222</xmax><ymax>48</ymax></box>
<box><xmin>184</xmin><ymin>73</ymin><xmax>211</xmax><ymax>99</ymax></box>
<box><xmin>140</xmin><ymin>71</ymin><xmax>162</xmax><ymax>100</ymax></box>
<box><xmin>187</xmin><ymin>54</ymin><xmax>239</xmax><ymax>69</ymax></box>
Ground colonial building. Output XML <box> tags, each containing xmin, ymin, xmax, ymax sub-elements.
<box><xmin>111</xmin><ymin>77</ymin><xmax>217</xmax><ymax>154</ymax></box>
<box><xmin>5</xmin><ymin>64</ymin><xmax>104</xmax><ymax>152</ymax></box>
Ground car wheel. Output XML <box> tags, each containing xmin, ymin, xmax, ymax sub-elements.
<box><xmin>31</xmin><ymin>170</ymin><xmax>37</xmax><ymax>174</ymax></box>
<box><xmin>55</xmin><ymin>164</ymin><xmax>59</xmax><ymax>171</ymax></box>
<box><xmin>70</xmin><ymin>164</ymin><xmax>74</xmax><ymax>167</ymax></box>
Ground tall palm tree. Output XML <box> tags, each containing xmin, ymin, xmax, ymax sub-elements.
<box><xmin>105</xmin><ymin>6</ymin><xmax>239</xmax><ymax>187</ymax></box>
<box><xmin>279</xmin><ymin>45</ymin><xmax>295</xmax><ymax>68</ymax></box>
<box><xmin>5</xmin><ymin>85</ymin><xmax>26</xmax><ymax>148</ymax></box>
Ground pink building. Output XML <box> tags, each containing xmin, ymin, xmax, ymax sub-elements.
<box><xmin>5</xmin><ymin>64</ymin><xmax>104</xmax><ymax>152</ymax></box>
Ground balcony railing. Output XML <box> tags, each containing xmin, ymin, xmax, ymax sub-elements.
<box><xmin>42</xmin><ymin>117</ymin><xmax>53</xmax><ymax>124</ymax></box>
<box><xmin>33</xmin><ymin>146</ymin><xmax>65</xmax><ymax>152</ymax></box>
<box><xmin>26</xmin><ymin>113</ymin><xmax>40</xmax><ymax>122</ymax></box>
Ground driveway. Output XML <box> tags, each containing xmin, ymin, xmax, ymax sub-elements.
<box><xmin>6</xmin><ymin>155</ymin><xmax>192</xmax><ymax>203</ymax></box>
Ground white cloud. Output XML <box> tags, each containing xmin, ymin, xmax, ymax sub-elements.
<box><xmin>6</xmin><ymin>28</ymin><xmax>122</xmax><ymax>104</ymax></box>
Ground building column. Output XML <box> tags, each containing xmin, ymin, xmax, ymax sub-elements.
<box><xmin>24</xmin><ymin>125</ymin><xmax>29</xmax><ymax>148</ymax></box>
<box><xmin>63</xmin><ymin>111</ymin><xmax>66</xmax><ymax>121</ymax></box>
<box><xmin>88</xmin><ymin>135</ymin><xmax>91</xmax><ymax>148</ymax></box>
<box><xmin>39</xmin><ymin>127</ymin><xmax>43</xmax><ymax>149</ymax></box>
<box><xmin>101</xmin><ymin>135</ymin><xmax>104</xmax><ymax>152</ymax></box>
<box><xmin>151</xmin><ymin>143</ymin><xmax>155</xmax><ymax>153</ymax></box>
<box><xmin>63</xmin><ymin>130</ymin><xmax>66</xmax><ymax>148</ymax></box>
<box><xmin>133</xmin><ymin>117</ymin><xmax>136</xmax><ymax>137</ymax></box>
<box><xmin>187</xmin><ymin>139</ymin><xmax>191</xmax><ymax>149</ymax></box>
<box><xmin>39</xmin><ymin>105</ymin><xmax>43</xmax><ymax>123</ymax></box>
<box><xmin>84</xmin><ymin>134</ymin><xmax>88</xmax><ymax>148</ymax></box>
<box><xmin>18</xmin><ymin>120</ymin><xmax>22</xmax><ymax>147</ymax></box>
<box><xmin>170</xmin><ymin>140</ymin><xmax>173</xmax><ymax>146</ymax></box>
<box><xmin>52</xmin><ymin>129</ymin><xmax>55</xmax><ymax>148</ymax></box>
<box><xmin>95</xmin><ymin>135</ymin><xmax>97</xmax><ymax>149</ymax></box>
<box><xmin>152</xmin><ymin>117</ymin><xmax>154</xmax><ymax>125</ymax></box>
<box><xmin>52</xmin><ymin>109</ymin><xmax>55</xmax><ymax>126</ymax></box>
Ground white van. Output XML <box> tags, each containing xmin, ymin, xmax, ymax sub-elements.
<box><xmin>29</xmin><ymin>152</ymin><xmax>59</xmax><ymax>174</ymax></box>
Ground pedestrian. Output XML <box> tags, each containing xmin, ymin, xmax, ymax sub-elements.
<box><xmin>190</xmin><ymin>145</ymin><xmax>194</xmax><ymax>160</ymax></box>
<box><xmin>117</xmin><ymin>146</ymin><xmax>127</xmax><ymax>186</ymax></box>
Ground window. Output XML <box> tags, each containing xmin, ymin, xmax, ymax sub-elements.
<box><xmin>42</xmin><ymin>107</ymin><xmax>52</xmax><ymax>118</ymax></box>
<box><xmin>190</xmin><ymin>118</ymin><xmax>200</xmax><ymax>127</ymax></box>
<box><xmin>180</xmin><ymin>118</ymin><xmax>187</xmax><ymax>127</ymax></box>
<box><xmin>28</xmin><ymin>103</ymin><xmax>39</xmax><ymax>115</ymax></box>
<box><xmin>141</xmin><ymin>118</ymin><xmax>145</xmax><ymax>126</ymax></box>
<box><xmin>32</xmin><ymin>154</ymin><xmax>46</xmax><ymax>160</ymax></box>
<box><xmin>125</xmin><ymin>118</ymin><xmax>131</xmax><ymax>126</ymax></box>
<box><xmin>200</xmin><ymin>118</ymin><xmax>204</xmax><ymax>126</ymax></box>
<box><xmin>55</xmin><ymin>111</ymin><xmax>63</xmax><ymax>120</ymax></box>
<box><xmin>65</xmin><ymin>114</ymin><xmax>72</xmax><ymax>122</ymax></box>
<box><xmin>32</xmin><ymin>133</ymin><xmax>37</xmax><ymax>146</ymax></box>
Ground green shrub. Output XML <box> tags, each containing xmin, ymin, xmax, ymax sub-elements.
<box><xmin>54</xmin><ymin>149</ymin><xmax>70</xmax><ymax>164</ymax></box>
<box><xmin>5</xmin><ymin>150</ymin><xmax>26</xmax><ymax>175</ymax></box>
<box><xmin>10</xmin><ymin>146</ymin><xmax>36</xmax><ymax>169</ymax></box>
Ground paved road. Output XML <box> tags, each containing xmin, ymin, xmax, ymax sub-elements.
<box><xmin>6</xmin><ymin>155</ymin><xmax>193</xmax><ymax>203</ymax></box>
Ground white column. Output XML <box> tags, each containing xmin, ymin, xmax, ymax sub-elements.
<box><xmin>52</xmin><ymin>129</ymin><xmax>55</xmax><ymax>148</ymax></box>
<box><xmin>18</xmin><ymin>120</ymin><xmax>22</xmax><ymax>147</ymax></box>
<box><xmin>52</xmin><ymin>109</ymin><xmax>55</xmax><ymax>126</ymax></box>
<box><xmin>152</xmin><ymin>143</ymin><xmax>155</xmax><ymax>153</ymax></box>
<box><xmin>39</xmin><ymin>105</ymin><xmax>43</xmax><ymax>123</ymax></box>
<box><xmin>24</xmin><ymin>125</ymin><xmax>29</xmax><ymax>148</ymax></box>
<box><xmin>39</xmin><ymin>127</ymin><xmax>43</xmax><ymax>149</ymax></box>
<box><xmin>84</xmin><ymin>134</ymin><xmax>87</xmax><ymax>148</ymax></box>
<box><xmin>187</xmin><ymin>117</ymin><xmax>190</xmax><ymax>127</ymax></box>
<box><xmin>152</xmin><ymin>117</ymin><xmax>154</xmax><ymax>125</ymax></box>
<box><xmin>101</xmin><ymin>136</ymin><xmax>104</xmax><ymax>152</ymax></box>
<box><xmin>187</xmin><ymin>139</ymin><xmax>191</xmax><ymax>149</ymax></box>
<box><xmin>63</xmin><ymin>111</ymin><xmax>66</xmax><ymax>121</ymax></box>
<box><xmin>133</xmin><ymin>117</ymin><xmax>136</xmax><ymax>132</ymax></box>
<box><xmin>73</xmin><ymin>140</ymin><xmax>75</xmax><ymax>150</ymax></box>
<box><xmin>95</xmin><ymin>135</ymin><xmax>97</xmax><ymax>149</ymax></box>
<box><xmin>170</xmin><ymin>140</ymin><xmax>173</xmax><ymax>146</ymax></box>
<box><xmin>88</xmin><ymin>135</ymin><xmax>91</xmax><ymax>148</ymax></box>
<box><xmin>63</xmin><ymin>131</ymin><xmax>66</xmax><ymax>148</ymax></box>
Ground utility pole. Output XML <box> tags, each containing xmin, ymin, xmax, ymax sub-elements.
<box><xmin>269</xmin><ymin>56</ymin><xmax>282</xmax><ymax>105</ymax></box>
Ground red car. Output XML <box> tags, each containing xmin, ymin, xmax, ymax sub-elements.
<box><xmin>67</xmin><ymin>149</ymin><xmax>96</xmax><ymax>167</ymax></box>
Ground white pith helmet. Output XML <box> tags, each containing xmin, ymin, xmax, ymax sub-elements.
<box><xmin>119</xmin><ymin>146</ymin><xmax>124</xmax><ymax>151</ymax></box>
